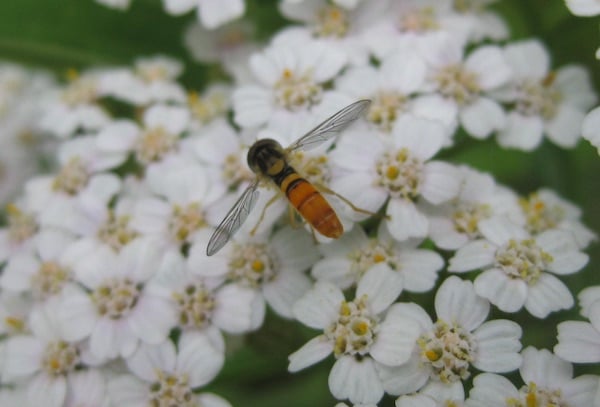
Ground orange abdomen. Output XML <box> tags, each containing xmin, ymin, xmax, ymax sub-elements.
<box><xmin>282</xmin><ymin>175</ymin><xmax>343</xmax><ymax>238</ymax></box>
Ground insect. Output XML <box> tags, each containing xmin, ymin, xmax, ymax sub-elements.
<box><xmin>206</xmin><ymin>99</ymin><xmax>372</xmax><ymax>256</ymax></box>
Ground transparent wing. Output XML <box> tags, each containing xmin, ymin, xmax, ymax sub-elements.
<box><xmin>206</xmin><ymin>180</ymin><xmax>260</xmax><ymax>256</ymax></box>
<box><xmin>287</xmin><ymin>99</ymin><xmax>371</xmax><ymax>152</ymax></box>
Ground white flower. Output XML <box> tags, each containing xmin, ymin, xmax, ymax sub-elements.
<box><xmin>554</xmin><ymin>286</ymin><xmax>600</xmax><ymax>363</ymax></box>
<box><xmin>94</xmin><ymin>0</ymin><xmax>131</xmax><ymax>10</ymax></box>
<box><xmin>519</xmin><ymin>188</ymin><xmax>597</xmax><ymax>248</ymax></box>
<box><xmin>289</xmin><ymin>266</ymin><xmax>419</xmax><ymax>404</ymax></box>
<box><xmin>334</xmin><ymin>49</ymin><xmax>427</xmax><ymax>133</ymax></box>
<box><xmin>148</xmin><ymin>247</ymin><xmax>264</xmax><ymax>334</ymax></box>
<box><xmin>130</xmin><ymin>154</ymin><xmax>225</xmax><ymax>252</ymax></box>
<box><xmin>419</xmin><ymin>39</ymin><xmax>512</xmax><ymax>139</ymax></box>
<box><xmin>186</xmin><ymin>84</ymin><xmax>232</xmax><ymax>130</ymax></box>
<box><xmin>96</xmin><ymin>103</ymin><xmax>190</xmax><ymax>166</ymax></box>
<box><xmin>311</xmin><ymin>225</ymin><xmax>443</xmax><ymax>292</ymax></box>
<box><xmin>450</xmin><ymin>0</ymin><xmax>508</xmax><ymax>43</ymax></box>
<box><xmin>39</xmin><ymin>70</ymin><xmax>110</xmax><ymax>138</ymax></box>
<box><xmin>565</xmin><ymin>0</ymin><xmax>600</xmax><ymax>16</ymax></box>
<box><xmin>496</xmin><ymin>39</ymin><xmax>597</xmax><ymax>150</ymax></box>
<box><xmin>184</xmin><ymin>22</ymin><xmax>258</xmax><ymax>84</ymax></box>
<box><xmin>0</xmin><ymin>228</ymin><xmax>74</xmax><ymax>305</ymax></box>
<box><xmin>277</xmin><ymin>0</ymin><xmax>385</xmax><ymax>67</ymax></box>
<box><xmin>65</xmin><ymin>370</ymin><xmax>110</xmax><ymax>407</ymax></box>
<box><xmin>57</xmin><ymin>238</ymin><xmax>178</xmax><ymax>359</ymax></box>
<box><xmin>108</xmin><ymin>331</ymin><xmax>228</xmax><ymax>406</ymax></box>
<box><xmin>425</xmin><ymin>166</ymin><xmax>523</xmax><ymax>250</ymax></box>
<box><xmin>232</xmin><ymin>40</ymin><xmax>347</xmax><ymax>128</ymax></box>
<box><xmin>466</xmin><ymin>348</ymin><xmax>599</xmax><ymax>407</ymax></box>
<box><xmin>0</xmin><ymin>290</ymin><xmax>31</xmax><ymax>338</ymax></box>
<box><xmin>378</xmin><ymin>276</ymin><xmax>522</xmax><ymax>398</ymax></box>
<box><xmin>0</xmin><ymin>203</ymin><xmax>39</xmax><ymax>264</ymax></box>
<box><xmin>582</xmin><ymin>106</ymin><xmax>600</xmax><ymax>154</ymax></box>
<box><xmin>330</xmin><ymin>115</ymin><xmax>461</xmax><ymax>241</ymax></box>
<box><xmin>162</xmin><ymin>0</ymin><xmax>245</xmax><ymax>29</ymax></box>
<box><xmin>2</xmin><ymin>300</ymin><xmax>98</xmax><ymax>407</ymax></box>
<box><xmin>188</xmin><ymin>226</ymin><xmax>317</xmax><ymax>320</ymax></box>
<box><xmin>449</xmin><ymin>216</ymin><xmax>588</xmax><ymax>318</ymax></box>
<box><xmin>23</xmin><ymin>136</ymin><xmax>122</xmax><ymax>234</ymax></box>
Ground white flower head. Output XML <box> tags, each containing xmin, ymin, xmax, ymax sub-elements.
<box><xmin>57</xmin><ymin>238</ymin><xmax>178</xmax><ymax>360</ymax></box>
<box><xmin>582</xmin><ymin>106</ymin><xmax>600</xmax><ymax>154</ymax></box>
<box><xmin>312</xmin><ymin>225</ymin><xmax>443</xmax><ymax>293</ymax></box>
<box><xmin>188</xmin><ymin>226</ymin><xmax>317</xmax><ymax>321</ymax></box>
<box><xmin>449</xmin><ymin>216</ymin><xmax>589</xmax><ymax>318</ymax></box>
<box><xmin>466</xmin><ymin>348</ymin><xmax>599</xmax><ymax>407</ymax></box>
<box><xmin>108</xmin><ymin>331</ymin><xmax>228</xmax><ymax>406</ymax></box>
<box><xmin>378</xmin><ymin>277</ymin><xmax>522</xmax><ymax>398</ymax></box>
<box><xmin>426</xmin><ymin>166</ymin><xmax>523</xmax><ymax>250</ymax></box>
<box><xmin>496</xmin><ymin>39</ymin><xmax>597</xmax><ymax>150</ymax></box>
<box><xmin>163</xmin><ymin>0</ymin><xmax>245</xmax><ymax>29</ymax></box>
<box><xmin>233</xmin><ymin>39</ymin><xmax>348</xmax><ymax>128</ymax></box>
<box><xmin>330</xmin><ymin>115</ymin><xmax>461</xmax><ymax>241</ymax></box>
<box><xmin>0</xmin><ymin>202</ymin><xmax>39</xmax><ymax>264</ymax></box>
<box><xmin>289</xmin><ymin>265</ymin><xmax>419</xmax><ymax>405</ymax></box>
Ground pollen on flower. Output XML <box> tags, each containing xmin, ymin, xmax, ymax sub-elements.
<box><xmin>136</xmin><ymin>64</ymin><xmax>169</xmax><ymax>83</ymax></box>
<box><xmin>367</xmin><ymin>91</ymin><xmax>408</xmax><ymax>132</ymax></box>
<box><xmin>418</xmin><ymin>320</ymin><xmax>475</xmax><ymax>383</ymax></box>
<box><xmin>168</xmin><ymin>203</ymin><xmax>206</xmax><ymax>243</ymax></box>
<box><xmin>495</xmin><ymin>239</ymin><xmax>553</xmax><ymax>284</ymax></box>
<box><xmin>135</xmin><ymin>126</ymin><xmax>178</xmax><ymax>164</ymax></box>
<box><xmin>506</xmin><ymin>382</ymin><xmax>566</xmax><ymax>407</ymax></box>
<box><xmin>41</xmin><ymin>341</ymin><xmax>80</xmax><ymax>377</ymax></box>
<box><xmin>274</xmin><ymin>68</ymin><xmax>322</xmax><ymax>110</ymax></box>
<box><xmin>376</xmin><ymin>148</ymin><xmax>423</xmax><ymax>200</ymax></box>
<box><xmin>172</xmin><ymin>283</ymin><xmax>215</xmax><ymax>329</ymax></box>
<box><xmin>91</xmin><ymin>278</ymin><xmax>140</xmax><ymax>319</ymax></box>
<box><xmin>221</xmin><ymin>153</ymin><xmax>254</xmax><ymax>189</ymax></box>
<box><xmin>188</xmin><ymin>91</ymin><xmax>228</xmax><ymax>124</ymax></box>
<box><xmin>515</xmin><ymin>74</ymin><xmax>562</xmax><ymax>120</ymax></box>
<box><xmin>4</xmin><ymin>316</ymin><xmax>26</xmax><ymax>333</ymax></box>
<box><xmin>5</xmin><ymin>203</ymin><xmax>38</xmax><ymax>244</ymax></box>
<box><xmin>52</xmin><ymin>157</ymin><xmax>90</xmax><ymax>195</ymax></box>
<box><xmin>97</xmin><ymin>211</ymin><xmax>139</xmax><ymax>251</ymax></box>
<box><xmin>228</xmin><ymin>243</ymin><xmax>278</xmax><ymax>288</ymax></box>
<box><xmin>61</xmin><ymin>73</ymin><xmax>98</xmax><ymax>106</ymax></box>
<box><xmin>398</xmin><ymin>6</ymin><xmax>440</xmax><ymax>33</ymax></box>
<box><xmin>348</xmin><ymin>240</ymin><xmax>397</xmax><ymax>280</ymax></box>
<box><xmin>452</xmin><ymin>202</ymin><xmax>492</xmax><ymax>237</ymax></box>
<box><xmin>325</xmin><ymin>295</ymin><xmax>379</xmax><ymax>357</ymax></box>
<box><xmin>290</xmin><ymin>152</ymin><xmax>330</xmax><ymax>186</ymax></box>
<box><xmin>519</xmin><ymin>193</ymin><xmax>564</xmax><ymax>235</ymax></box>
<box><xmin>435</xmin><ymin>64</ymin><xmax>481</xmax><ymax>106</ymax></box>
<box><xmin>30</xmin><ymin>261</ymin><xmax>70</xmax><ymax>300</ymax></box>
<box><xmin>149</xmin><ymin>370</ymin><xmax>195</xmax><ymax>407</ymax></box>
<box><xmin>314</xmin><ymin>5</ymin><xmax>349</xmax><ymax>38</ymax></box>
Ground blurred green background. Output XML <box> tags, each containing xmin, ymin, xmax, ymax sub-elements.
<box><xmin>0</xmin><ymin>0</ymin><xmax>598</xmax><ymax>405</ymax></box>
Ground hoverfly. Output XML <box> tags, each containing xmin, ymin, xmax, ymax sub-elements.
<box><xmin>206</xmin><ymin>99</ymin><xmax>371</xmax><ymax>256</ymax></box>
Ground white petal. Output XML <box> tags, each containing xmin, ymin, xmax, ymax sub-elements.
<box><xmin>473</xmin><ymin>320</ymin><xmax>523</xmax><ymax>372</ymax></box>
<box><xmin>465</xmin><ymin>46</ymin><xmax>512</xmax><ymax>90</ymax></box>
<box><xmin>178</xmin><ymin>331</ymin><xmax>225</xmax><ymax>387</ymax></box>
<box><xmin>263</xmin><ymin>270</ymin><xmax>312</xmax><ymax>319</ymax></box>
<box><xmin>232</xmin><ymin>86</ymin><xmax>272</xmax><ymax>128</ymax></box>
<box><xmin>213</xmin><ymin>284</ymin><xmax>263</xmax><ymax>334</ymax></box>
<box><xmin>478</xmin><ymin>216</ymin><xmax>528</xmax><ymax>246</ymax></box>
<box><xmin>386</xmin><ymin>199</ymin><xmax>428</xmax><ymax>241</ymax></box>
<box><xmin>397</xmin><ymin>249</ymin><xmax>444</xmax><ymax>292</ymax></box>
<box><xmin>198</xmin><ymin>0</ymin><xmax>244</xmax><ymax>29</ymax></box>
<box><xmin>460</xmin><ymin>98</ymin><xmax>506</xmax><ymax>139</ymax></box>
<box><xmin>271</xmin><ymin>227</ymin><xmax>320</xmax><ymax>271</ymax></box>
<box><xmin>96</xmin><ymin>120</ymin><xmax>139</xmax><ymax>152</ymax></box>
<box><xmin>27</xmin><ymin>374</ymin><xmax>66</xmax><ymax>407</ymax></box>
<box><xmin>420</xmin><ymin>161</ymin><xmax>461</xmax><ymax>205</ymax></box>
<box><xmin>128</xmin><ymin>296</ymin><xmax>177</xmax><ymax>344</ymax></box>
<box><xmin>288</xmin><ymin>335</ymin><xmax>333</xmax><ymax>372</ymax></box>
<box><xmin>196</xmin><ymin>392</ymin><xmax>232</xmax><ymax>407</ymax></box>
<box><xmin>582</xmin><ymin>106</ymin><xmax>600</xmax><ymax>150</ymax></box>
<box><xmin>474</xmin><ymin>269</ymin><xmax>528</xmax><ymax>313</ymax></box>
<box><xmin>520</xmin><ymin>347</ymin><xmax>572</xmax><ymax>387</ymax></box>
<box><xmin>328</xmin><ymin>356</ymin><xmax>384</xmax><ymax>404</ymax></box>
<box><xmin>503</xmin><ymin>39</ymin><xmax>549</xmax><ymax>80</ymax></box>
<box><xmin>562</xmin><ymin>375</ymin><xmax>599</xmax><ymax>407</ymax></box>
<box><xmin>467</xmin><ymin>373</ymin><xmax>519</xmax><ymax>407</ymax></box>
<box><xmin>377</xmin><ymin>353</ymin><xmax>429</xmax><ymax>396</ymax></box>
<box><xmin>107</xmin><ymin>374</ymin><xmax>147</xmax><ymax>407</ymax></box>
<box><xmin>57</xmin><ymin>285</ymin><xmax>97</xmax><ymax>341</ymax></box>
<box><xmin>90</xmin><ymin>318</ymin><xmax>120</xmax><ymax>360</ymax></box>
<box><xmin>392</xmin><ymin>116</ymin><xmax>446</xmax><ymax>160</ymax></box>
<box><xmin>3</xmin><ymin>336</ymin><xmax>43</xmax><ymax>380</ymax></box>
<box><xmin>545</xmin><ymin>105</ymin><xmax>585</xmax><ymax>148</ymax></box>
<box><xmin>496</xmin><ymin>112</ymin><xmax>544</xmax><ymax>151</ymax></box>
<box><xmin>565</xmin><ymin>0</ymin><xmax>600</xmax><ymax>15</ymax></box>
<box><xmin>293</xmin><ymin>282</ymin><xmax>344</xmax><ymax>329</ymax></box>
<box><xmin>370</xmin><ymin>312</ymin><xmax>420</xmax><ymax>366</ymax></box>
<box><xmin>525</xmin><ymin>273</ymin><xmax>574</xmax><ymax>318</ymax></box>
<box><xmin>448</xmin><ymin>240</ymin><xmax>496</xmax><ymax>272</ymax></box>
<box><xmin>536</xmin><ymin>230</ymin><xmax>588</xmax><ymax>274</ymax></box>
<box><xmin>311</xmin><ymin>257</ymin><xmax>355</xmax><ymax>289</ymax></box>
<box><xmin>164</xmin><ymin>0</ymin><xmax>197</xmax><ymax>15</ymax></box>
<box><xmin>555</xmin><ymin>321</ymin><xmax>600</xmax><ymax>363</ymax></box>
<box><xmin>356</xmin><ymin>264</ymin><xmax>403</xmax><ymax>314</ymax></box>
<box><xmin>127</xmin><ymin>340</ymin><xmax>176</xmax><ymax>382</ymax></box>
<box><xmin>435</xmin><ymin>276</ymin><xmax>489</xmax><ymax>331</ymax></box>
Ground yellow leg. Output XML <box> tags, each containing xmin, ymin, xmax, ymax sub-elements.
<box><xmin>250</xmin><ymin>193</ymin><xmax>280</xmax><ymax>235</ymax></box>
<box><xmin>315</xmin><ymin>183</ymin><xmax>386</xmax><ymax>218</ymax></box>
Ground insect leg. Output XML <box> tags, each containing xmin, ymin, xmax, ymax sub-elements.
<box><xmin>315</xmin><ymin>183</ymin><xmax>389</xmax><ymax>219</ymax></box>
<box><xmin>250</xmin><ymin>192</ymin><xmax>281</xmax><ymax>236</ymax></box>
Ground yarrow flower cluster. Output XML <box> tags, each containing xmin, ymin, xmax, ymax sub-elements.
<box><xmin>0</xmin><ymin>1</ymin><xmax>598</xmax><ymax>406</ymax></box>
